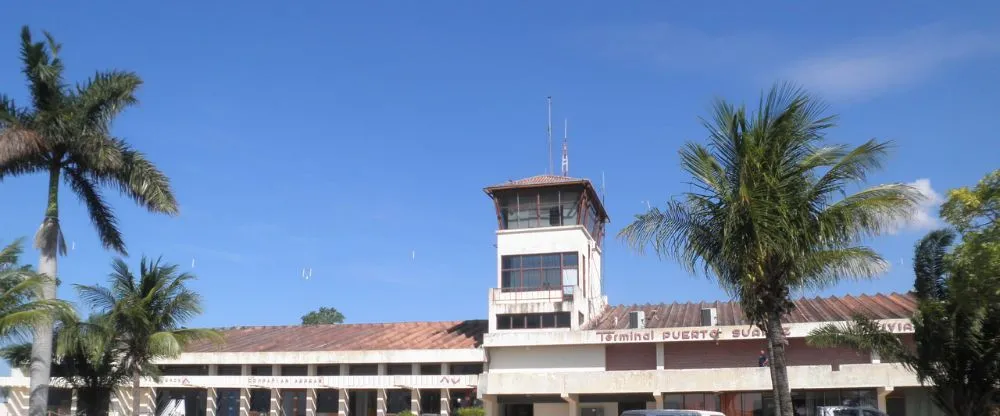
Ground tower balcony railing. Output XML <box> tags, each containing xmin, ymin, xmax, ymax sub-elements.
<box><xmin>491</xmin><ymin>285</ymin><xmax>575</xmax><ymax>303</ymax></box>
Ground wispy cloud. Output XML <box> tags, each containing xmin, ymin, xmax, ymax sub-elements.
<box><xmin>583</xmin><ymin>23</ymin><xmax>998</xmax><ymax>101</ymax></box>
<box><xmin>892</xmin><ymin>178</ymin><xmax>944</xmax><ymax>233</ymax></box>
<box><xmin>781</xmin><ymin>25</ymin><xmax>1000</xmax><ymax>101</ymax></box>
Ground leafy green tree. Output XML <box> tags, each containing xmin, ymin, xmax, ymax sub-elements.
<box><xmin>808</xmin><ymin>170</ymin><xmax>1000</xmax><ymax>416</ymax></box>
<box><xmin>301</xmin><ymin>306</ymin><xmax>345</xmax><ymax>325</ymax></box>
<box><xmin>0</xmin><ymin>27</ymin><xmax>178</xmax><ymax>415</ymax></box>
<box><xmin>76</xmin><ymin>257</ymin><xmax>220</xmax><ymax>416</ymax></box>
<box><xmin>0</xmin><ymin>238</ymin><xmax>73</xmax><ymax>340</ymax></box>
<box><xmin>3</xmin><ymin>314</ymin><xmax>128</xmax><ymax>415</ymax></box>
<box><xmin>619</xmin><ymin>83</ymin><xmax>920</xmax><ymax>416</ymax></box>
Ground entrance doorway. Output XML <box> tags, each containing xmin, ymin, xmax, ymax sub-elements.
<box><xmin>503</xmin><ymin>403</ymin><xmax>533</xmax><ymax>416</ymax></box>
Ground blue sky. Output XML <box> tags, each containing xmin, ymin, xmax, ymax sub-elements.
<box><xmin>1</xmin><ymin>2</ymin><xmax>998</xmax><ymax>332</ymax></box>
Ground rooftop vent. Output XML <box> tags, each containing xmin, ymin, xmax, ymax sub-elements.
<box><xmin>700</xmin><ymin>307</ymin><xmax>718</xmax><ymax>326</ymax></box>
<box><xmin>628</xmin><ymin>311</ymin><xmax>646</xmax><ymax>329</ymax></box>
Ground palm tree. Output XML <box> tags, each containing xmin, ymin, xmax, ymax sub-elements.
<box><xmin>3</xmin><ymin>314</ymin><xmax>129</xmax><ymax>415</ymax></box>
<box><xmin>808</xmin><ymin>230</ymin><xmax>1000</xmax><ymax>416</ymax></box>
<box><xmin>0</xmin><ymin>26</ymin><xmax>178</xmax><ymax>415</ymax></box>
<box><xmin>77</xmin><ymin>257</ymin><xmax>220</xmax><ymax>416</ymax></box>
<box><xmin>619</xmin><ymin>83</ymin><xmax>920</xmax><ymax>416</ymax></box>
<box><xmin>0</xmin><ymin>238</ymin><xmax>73</xmax><ymax>339</ymax></box>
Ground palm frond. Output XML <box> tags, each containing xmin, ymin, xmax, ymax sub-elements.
<box><xmin>19</xmin><ymin>26</ymin><xmax>65</xmax><ymax>114</ymax></box>
<box><xmin>75</xmin><ymin>70</ymin><xmax>141</xmax><ymax>129</ymax></box>
<box><xmin>913</xmin><ymin>229</ymin><xmax>956</xmax><ymax>301</ymax></box>
<box><xmin>816</xmin><ymin>183</ymin><xmax>924</xmax><ymax>243</ymax></box>
<box><xmin>807</xmin><ymin>315</ymin><xmax>914</xmax><ymax>368</ymax></box>
<box><xmin>64</xmin><ymin>167</ymin><xmax>125</xmax><ymax>254</ymax></box>
<box><xmin>0</xmin><ymin>95</ymin><xmax>46</xmax><ymax>166</ymax></box>
<box><xmin>795</xmin><ymin>247</ymin><xmax>889</xmax><ymax>291</ymax></box>
<box><xmin>99</xmin><ymin>140</ymin><xmax>178</xmax><ymax>215</ymax></box>
<box><xmin>808</xmin><ymin>139</ymin><xmax>892</xmax><ymax>201</ymax></box>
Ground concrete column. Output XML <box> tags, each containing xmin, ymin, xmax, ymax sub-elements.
<box><xmin>240</xmin><ymin>388</ymin><xmax>251</xmax><ymax>416</ymax></box>
<box><xmin>141</xmin><ymin>386</ymin><xmax>157</xmax><ymax>415</ymax></box>
<box><xmin>307</xmin><ymin>388</ymin><xmax>318</xmax><ymax>416</ymax></box>
<box><xmin>377</xmin><ymin>389</ymin><xmax>388</xmax><ymax>416</ymax></box>
<box><xmin>482</xmin><ymin>395</ymin><xmax>498</xmax><ymax>416</ymax></box>
<box><xmin>70</xmin><ymin>388</ymin><xmax>79</xmax><ymax>415</ymax></box>
<box><xmin>338</xmin><ymin>388</ymin><xmax>350</xmax><ymax>416</ymax></box>
<box><xmin>871</xmin><ymin>350</ymin><xmax>882</xmax><ymax>364</ymax></box>
<box><xmin>441</xmin><ymin>363</ymin><xmax>450</xmax><ymax>375</ymax></box>
<box><xmin>270</xmin><ymin>388</ymin><xmax>281</xmax><ymax>416</ymax></box>
<box><xmin>411</xmin><ymin>363</ymin><xmax>421</xmax><ymax>375</ymax></box>
<box><xmin>207</xmin><ymin>388</ymin><xmax>218</xmax><ymax>416</ymax></box>
<box><xmin>561</xmin><ymin>394</ymin><xmax>579</xmax><ymax>416</ymax></box>
<box><xmin>653</xmin><ymin>393</ymin><xmax>663</xmax><ymax>410</ymax></box>
<box><xmin>411</xmin><ymin>389</ymin><xmax>422</xmax><ymax>414</ymax></box>
<box><xmin>206</xmin><ymin>364</ymin><xmax>218</xmax><ymax>416</ymax></box>
<box><xmin>655</xmin><ymin>343</ymin><xmax>665</xmax><ymax>370</ymax></box>
<box><xmin>7</xmin><ymin>387</ymin><xmax>29</xmax><ymax>416</ymax></box>
<box><xmin>877</xmin><ymin>387</ymin><xmax>894</xmax><ymax>412</ymax></box>
<box><xmin>440</xmin><ymin>389</ymin><xmax>451</xmax><ymax>416</ymax></box>
<box><xmin>271</xmin><ymin>364</ymin><xmax>282</xmax><ymax>416</ymax></box>
<box><xmin>241</xmin><ymin>364</ymin><xmax>251</xmax><ymax>416</ymax></box>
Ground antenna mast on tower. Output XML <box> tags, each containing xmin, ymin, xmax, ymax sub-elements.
<box><xmin>561</xmin><ymin>119</ymin><xmax>569</xmax><ymax>177</ymax></box>
<box><xmin>546</xmin><ymin>96</ymin><xmax>553</xmax><ymax>175</ymax></box>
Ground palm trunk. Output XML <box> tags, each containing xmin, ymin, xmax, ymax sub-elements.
<box><xmin>28</xmin><ymin>165</ymin><xmax>60</xmax><ymax>416</ymax></box>
<box><xmin>131</xmin><ymin>367</ymin><xmax>143</xmax><ymax>416</ymax></box>
<box><xmin>765</xmin><ymin>311</ymin><xmax>794</xmax><ymax>416</ymax></box>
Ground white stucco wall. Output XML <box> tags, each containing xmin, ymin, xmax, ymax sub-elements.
<box><xmin>488</xmin><ymin>345</ymin><xmax>605</xmax><ymax>373</ymax></box>
<box><xmin>491</xmin><ymin>226</ymin><xmax>606</xmax><ymax>331</ymax></box>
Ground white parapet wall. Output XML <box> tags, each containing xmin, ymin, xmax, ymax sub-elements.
<box><xmin>482</xmin><ymin>363</ymin><xmax>921</xmax><ymax>395</ymax></box>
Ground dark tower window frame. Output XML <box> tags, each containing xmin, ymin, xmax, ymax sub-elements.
<box><xmin>501</xmin><ymin>252</ymin><xmax>578</xmax><ymax>292</ymax></box>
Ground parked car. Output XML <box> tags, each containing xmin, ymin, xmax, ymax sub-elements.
<box><xmin>622</xmin><ymin>410</ymin><xmax>726</xmax><ymax>416</ymax></box>
<box><xmin>815</xmin><ymin>406</ymin><xmax>887</xmax><ymax>416</ymax></box>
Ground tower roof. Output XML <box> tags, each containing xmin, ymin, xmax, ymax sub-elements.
<box><xmin>484</xmin><ymin>174</ymin><xmax>609</xmax><ymax>221</ymax></box>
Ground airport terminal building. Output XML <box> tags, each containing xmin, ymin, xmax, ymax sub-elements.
<box><xmin>1</xmin><ymin>175</ymin><xmax>943</xmax><ymax>416</ymax></box>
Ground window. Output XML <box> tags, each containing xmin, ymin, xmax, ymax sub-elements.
<box><xmin>281</xmin><ymin>365</ymin><xmax>307</xmax><ymax>376</ymax></box>
<box><xmin>501</xmin><ymin>252</ymin><xmax>578</xmax><ymax>291</ymax></box>
<box><xmin>316</xmin><ymin>390</ymin><xmax>339</xmax><ymax>413</ymax></box>
<box><xmin>217</xmin><ymin>365</ymin><xmax>242</xmax><ymax>376</ymax></box>
<box><xmin>387</xmin><ymin>391</ymin><xmax>411</xmax><ymax>413</ymax></box>
<box><xmin>317</xmin><ymin>365</ymin><xmax>340</xmax><ymax>375</ymax></box>
<box><xmin>250</xmin><ymin>365</ymin><xmax>272</xmax><ymax>376</ymax></box>
<box><xmin>348</xmin><ymin>364</ymin><xmax>378</xmax><ymax>375</ymax></box>
<box><xmin>387</xmin><ymin>364</ymin><xmax>412</xmax><ymax>375</ymax></box>
<box><xmin>449</xmin><ymin>363</ymin><xmax>483</xmax><ymax>375</ymax></box>
<box><xmin>419</xmin><ymin>364</ymin><xmax>442</xmax><ymax>375</ymax></box>
<box><xmin>496</xmin><ymin>312</ymin><xmax>570</xmax><ymax>330</ymax></box>
<box><xmin>496</xmin><ymin>190</ymin><xmax>581</xmax><ymax>230</ymax></box>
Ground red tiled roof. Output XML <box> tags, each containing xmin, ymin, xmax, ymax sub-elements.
<box><xmin>486</xmin><ymin>175</ymin><xmax>588</xmax><ymax>189</ymax></box>
<box><xmin>584</xmin><ymin>292</ymin><xmax>917</xmax><ymax>330</ymax></box>
<box><xmin>184</xmin><ymin>320</ymin><xmax>487</xmax><ymax>353</ymax></box>
<box><xmin>483</xmin><ymin>174</ymin><xmax>610</xmax><ymax>221</ymax></box>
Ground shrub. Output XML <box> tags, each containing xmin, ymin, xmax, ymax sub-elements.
<box><xmin>457</xmin><ymin>407</ymin><xmax>485</xmax><ymax>416</ymax></box>
<box><xmin>397</xmin><ymin>411</ymin><xmax>417</xmax><ymax>416</ymax></box>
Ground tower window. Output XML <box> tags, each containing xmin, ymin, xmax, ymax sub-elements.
<box><xmin>496</xmin><ymin>312</ymin><xmax>571</xmax><ymax>330</ymax></box>
<box><xmin>501</xmin><ymin>252</ymin><xmax>578</xmax><ymax>292</ymax></box>
<box><xmin>496</xmin><ymin>189</ymin><xmax>580</xmax><ymax>230</ymax></box>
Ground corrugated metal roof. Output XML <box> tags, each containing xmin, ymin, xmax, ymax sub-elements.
<box><xmin>184</xmin><ymin>320</ymin><xmax>487</xmax><ymax>353</ymax></box>
<box><xmin>584</xmin><ymin>292</ymin><xmax>917</xmax><ymax>330</ymax></box>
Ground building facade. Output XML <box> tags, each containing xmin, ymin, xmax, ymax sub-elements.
<box><xmin>1</xmin><ymin>175</ymin><xmax>944</xmax><ymax>416</ymax></box>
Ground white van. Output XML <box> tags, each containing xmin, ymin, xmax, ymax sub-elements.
<box><xmin>816</xmin><ymin>406</ymin><xmax>887</xmax><ymax>416</ymax></box>
<box><xmin>621</xmin><ymin>410</ymin><xmax>725</xmax><ymax>416</ymax></box>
